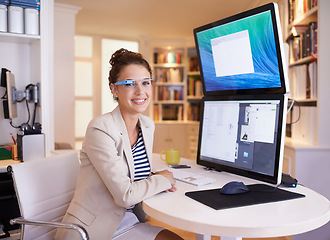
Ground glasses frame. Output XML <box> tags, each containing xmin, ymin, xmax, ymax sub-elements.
<box><xmin>114</xmin><ymin>79</ymin><xmax>154</xmax><ymax>86</ymax></box>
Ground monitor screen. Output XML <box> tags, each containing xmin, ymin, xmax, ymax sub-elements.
<box><xmin>193</xmin><ymin>3</ymin><xmax>288</xmax><ymax>95</ymax></box>
<box><xmin>197</xmin><ymin>94</ymin><xmax>288</xmax><ymax>184</ymax></box>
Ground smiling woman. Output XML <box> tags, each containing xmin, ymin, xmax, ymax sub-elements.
<box><xmin>55</xmin><ymin>48</ymin><xmax>183</xmax><ymax>240</ymax></box>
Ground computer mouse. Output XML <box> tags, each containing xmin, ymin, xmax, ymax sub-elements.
<box><xmin>220</xmin><ymin>181</ymin><xmax>249</xmax><ymax>195</ymax></box>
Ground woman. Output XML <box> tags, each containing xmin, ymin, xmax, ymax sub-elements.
<box><xmin>55</xmin><ymin>49</ymin><xmax>182</xmax><ymax>240</ymax></box>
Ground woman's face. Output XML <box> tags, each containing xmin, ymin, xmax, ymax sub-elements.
<box><xmin>111</xmin><ymin>64</ymin><xmax>152</xmax><ymax>116</ymax></box>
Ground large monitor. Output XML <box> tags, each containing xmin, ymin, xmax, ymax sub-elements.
<box><xmin>197</xmin><ymin>94</ymin><xmax>288</xmax><ymax>184</ymax></box>
<box><xmin>193</xmin><ymin>3</ymin><xmax>289</xmax><ymax>95</ymax></box>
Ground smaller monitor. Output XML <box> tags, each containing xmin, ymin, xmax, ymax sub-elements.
<box><xmin>193</xmin><ymin>3</ymin><xmax>289</xmax><ymax>96</ymax></box>
<box><xmin>3</xmin><ymin>72</ymin><xmax>18</xmax><ymax>119</ymax></box>
<box><xmin>196</xmin><ymin>94</ymin><xmax>288</xmax><ymax>184</ymax></box>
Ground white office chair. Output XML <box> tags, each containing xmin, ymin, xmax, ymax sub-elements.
<box><xmin>8</xmin><ymin>151</ymin><xmax>89</xmax><ymax>240</ymax></box>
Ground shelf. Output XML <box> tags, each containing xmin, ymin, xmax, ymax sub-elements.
<box><xmin>0</xmin><ymin>32</ymin><xmax>40</xmax><ymax>44</ymax></box>
<box><xmin>293</xmin><ymin>99</ymin><xmax>317</xmax><ymax>107</ymax></box>
<box><xmin>154</xmin><ymin>100</ymin><xmax>185</xmax><ymax>104</ymax></box>
<box><xmin>284</xmin><ymin>137</ymin><xmax>316</xmax><ymax>149</ymax></box>
<box><xmin>187</xmin><ymin>96</ymin><xmax>203</xmax><ymax>101</ymax></box>
<box><xmin>155</xmin><ymin>82</ymin><xmax>184</xmax><ymax>86</ymax></box>
<box><xmin>187</xmin><ymin>71</ymin><xmax>200</xmax><ymax>76</ymax></box>
<box><xmin>154</xmin><ymin>63</ymin><xmax>185</xmax><ymax>68</ymax></box>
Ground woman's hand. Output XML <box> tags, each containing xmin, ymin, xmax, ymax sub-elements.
<box><xmin>153</xmin><ymin>170</ymin><xmax>177</xmax><ymax>192</ymax></box>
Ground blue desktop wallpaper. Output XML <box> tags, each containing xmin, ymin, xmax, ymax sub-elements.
<box><xmin>197</xmin><ymin>10</ymin><xmax>282</xmax><ymax>92</ymax></box>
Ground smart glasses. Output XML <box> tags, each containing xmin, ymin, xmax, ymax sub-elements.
<box><xmin>114</xmin><ymin>79</ymin><xmax>154</xmax><ymax>88</ymax></box>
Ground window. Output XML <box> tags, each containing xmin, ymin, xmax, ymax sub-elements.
<box><xmin>74</xmin><ymin>35</ymin><xmax>93</xmax><ymax>150</ymax></box>
<box><xmin>74</xmin><ymin>36</ymin><xmax>139</xmax><ymax>149</ymax></box>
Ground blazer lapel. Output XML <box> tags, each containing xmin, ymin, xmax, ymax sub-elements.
<box><xmin>112</xmin><ymin>107</ymin><xmax>135</xmax><ymax>180</ymax></box>
<box><xmin>138</xmin><ymin>116</ymin><xmax>153</xmax><ymax>170</ymax></box>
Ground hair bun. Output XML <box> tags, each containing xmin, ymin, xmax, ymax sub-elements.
<box><xmin>109</xmin><ymin>48</ymin><xmax>130</xmax><ymax>66</ymax></box>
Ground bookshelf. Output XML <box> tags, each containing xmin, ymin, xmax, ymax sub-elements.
<box><xmin>187</xmin><ymin>47</ymin><xmax>202</xmax><ymax>121</ymax></box>
<box><xmin>152</xmin><ymin>46</ymin><xmax>199</xmax><ymax>122</ymax></box>
<box><xmin>149</xmin><ymin>43</ymin><xmax>201</xmax><ymax>159</ymax></box>
<box><xmin>0</xmin><ymin>1</ymin><xmax>54</xmax><ymax>154</ymax></box>
<box><xmin>151</xmin><ymin>46</ymin><xmax>203</xmax><ymax>122</ymax></box>
<box><xmin>282</xmin><ymin>1</ymin><xmax>330</xmax><ymax>238</ymax></box>
<box><xmin>286</xmin><ymin>1</ymin><xmax>318</xmax><ymax>103</ymax></box>
<box><xmin>284</xmin><ymin>0</ymin><xmax>319</xmax><ymax>142</ymax></box>
<box><xmin>152</xmin><ymin>48</ymin><xmax>185</xmax><ymax>122</ymax></box>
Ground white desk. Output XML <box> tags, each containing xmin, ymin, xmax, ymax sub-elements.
<box><xmin>0</xmin><ymin>150</ymin><xmax>77</xmax><ymax>173</ymax></box>
<box><xmin>143</xmin><ymin>154</ymin><xmax>330</xmax><ymax>240</ymax></box>
<box><xmin>0</xmin><ymin>159</ymin><xmax>20</xmax><ymax>173</ymax></box>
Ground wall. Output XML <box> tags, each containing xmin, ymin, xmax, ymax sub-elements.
<box><xmin>54</xmin><ymin>4</ymin><xmax>80</xmax><ymax>148</ymax></box>
<box><xmin>0</xmin><ymin>42</ymin><xmax>36</xmax><ymax>145</ymax></box>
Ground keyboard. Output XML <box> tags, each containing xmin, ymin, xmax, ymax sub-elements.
<box><xmin>168</xmin><ymin>168</ymin><xmax>216</xmax><ymax>186</ymax></box>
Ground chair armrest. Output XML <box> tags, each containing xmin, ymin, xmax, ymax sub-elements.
<box><xmin>10</xmin><ymin>217</ymin><xmax>89</xmax><ymax>240</ymax></box>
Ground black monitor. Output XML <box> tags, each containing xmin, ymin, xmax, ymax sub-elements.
<box><xmin>1</xmin><ymin>71</ymin><xmax>18</xmax><ymax>119</ymax></box>
<box><xmin>193</xmin><ymin>3</ymin><xmax>289</xmax><ymax>96</ymax></box>
<box><xmin>197</xmin><ymin>94</ymin><xmax>287</xmax><ymax>185</ymax></box>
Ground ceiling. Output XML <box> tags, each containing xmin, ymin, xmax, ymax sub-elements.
<box><xmin>54</xmin><ymin>0</ymin><xmax>279</xmax><ymax>40</ymax></box>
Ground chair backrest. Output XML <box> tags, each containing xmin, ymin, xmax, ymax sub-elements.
<box><xmin>10</xmin><ymin>151</ymin><xmax>80</xmax><ymax>240</ymax></box>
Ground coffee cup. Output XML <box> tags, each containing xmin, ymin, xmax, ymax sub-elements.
<box><xmin>160</xmin><ymin>148</ymin><xmax>180</xmax><ymax>165</ymax></box>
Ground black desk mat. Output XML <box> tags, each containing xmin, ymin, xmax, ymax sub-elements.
<box><xmin>185</xmin><ymin>184</ymin><xmax>305</xmax><ymax>210</ymax></box>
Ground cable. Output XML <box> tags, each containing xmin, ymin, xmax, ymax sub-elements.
<box><xmin>25</xmin><ymin>99</ymin><xmax>31</xmax><ymax>125</ymax></box>
<box><xmin>287</xmin><ymin>101</ymin><xmax>301</xmax><ymax>125</ymax></box>
<box><xmin>286</xmin><ymin>95</ymin><xmax>301</xmax><ymax>125</ymax></box>
<box><xmin>287</xmin><ymin>98</ymin><xmax>295</xmax><ymax>114</ymax></box>
<box><xmin>10</xmin><ymin>119</ymin><xmax>20</xmax><ymax>129</ymax></box>
<box><xmin>32</xmin><ymin>102</ymin><xmax>37</xmax><ymax>125</ymax></box>
<box><xmin>4</xmin><ymin>83</ymin><xmax>39</xmax><ymax>130</ymax></box>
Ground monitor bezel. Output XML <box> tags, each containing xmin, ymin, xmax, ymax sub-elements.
<box><xmin>193</xmin><ymin>3</ymin><xmax>288</xmax><ymax>96</ymax></box>
<box><xmin>196</xmin><ymin>94</ymin><xmax>287</xmax><ymax>185</ymax></box>
<box><xmin>5</xmin><ymin>72</ymin><xmax>18</xmax><ymax>119</ymax></box>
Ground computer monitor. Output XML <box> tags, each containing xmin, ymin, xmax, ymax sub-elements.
<box><xmin>193</xmin><ymin>3</ymin><xmax>289</xmax><ymax>95</ymax></box>
<box><xmin>1</xmin><ymin>71</ymin><xmax>17</xmax><ymax>119</ymax></box>
<box><xmin>197</xmin><ymin>94</ymin><xmax>288</xmax><ymax>185</ymax></box>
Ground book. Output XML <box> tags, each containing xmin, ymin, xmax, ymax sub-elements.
<box><xmin>288</xmin><ymin>0</ymin><xmax>316</xmax><ymax>23</ymax></box>
<box><xmin>189</xmin><ymin>57</ymin><xmax>199</xmax><ymax>72</ymax></box>
<box><xmin>154</xmin><ymin>50</ymin><xmax>182</xmax><ymax>64</ymax></box>
<box><xmin>287</xmin><ymin>22</ymin><xmax>317</xmax><ymax>63</ymax></box>
<box><xmin>187</xmin><ymin>103</ymin><xmax>201</xmax><ymax>121</ymax></box>
<box><xmin>288</xmin><ymin>65</ymin><xmax>297</xmax><ymax>98</ymax></box>
<box><xmin>195</xmin><ymin>80</ymin><xmax>203</xmax><ymax>97</ymax></box>
<box><xmin>162</xmin><ymin>105</ymin><xmax>180</xmax><ymax>121</ymax></box>
<box><xmin>295</xmin><ymin>64</ymin><xmax>307</xmax><ymax>100</ymax></box>
<box><xmin>309</xmin><ymin>22</ymin><xmax>317</xmax><ymax>55</ymax></box>
<box><xmin>169</xmin><ymin>68</ymin><xmax>181</xmax><ymax>83</ymax></box>
<box><xmin>289</xmin><ymin>64</ymin><xmax>307</xmax><ymax>100</ymax></box>
<box><xmin>0</xmin><ymin>0</ymin><xmax>9</xmax><ymax>6</ymax></box>
<box><xmin>187</xmin><ymin>75</ymin><xmax>202</xmax><ymax>96</ymax></box>
<box><xmin>291</xmin><ymin>106</ymin><xmax>315</xmax><ymax>145</ymax></box>
<box><xmin>9</xmin><ymin>0</ymin><xmax>40</xmax><ymax>9</ymax></box>
<box><xmin>308</xmin><ymin>61</ymin><xmax>317</xmax><ymax>99</ymax></box>
<box><xmin>153</xmin><ymin>104</ymin><xmax>159</xmax><ymax>121</ymax></box>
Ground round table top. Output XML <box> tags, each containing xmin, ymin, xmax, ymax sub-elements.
<box><xmin>143</xmin><ymin>154</ymin><xmax>330</xmax><ymax>238</ymax></box>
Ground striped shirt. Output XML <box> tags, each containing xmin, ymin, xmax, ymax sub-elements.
<box><xmin>131</xmin><ymin>128</ymin><xmax>151</xmax><ymax>181</ymax></box>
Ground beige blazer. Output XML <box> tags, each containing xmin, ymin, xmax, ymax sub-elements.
<box><xmin>55</xmin><ymin>107</ymin><xmax>171</xmax><ymax>240</ymax></box>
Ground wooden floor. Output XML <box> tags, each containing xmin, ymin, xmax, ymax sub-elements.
<box><xmin>147</xmin><ymin>217</ymin><xmax>291</xmax><ymax>240</ymax></box>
